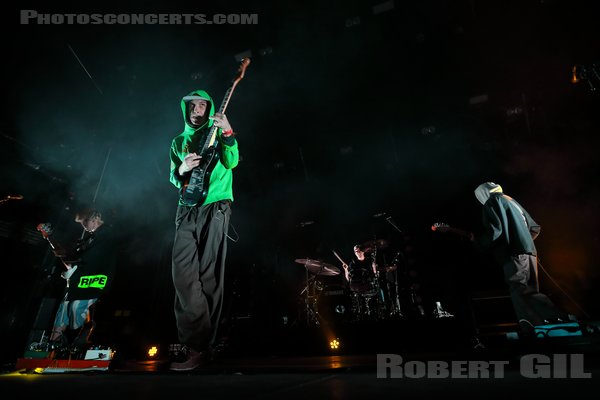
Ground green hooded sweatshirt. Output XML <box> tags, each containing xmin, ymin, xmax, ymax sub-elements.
<box><xmin>169</xmin><ymin>89</ymin><xmax>239</xmax><ymax>206</ymax></box>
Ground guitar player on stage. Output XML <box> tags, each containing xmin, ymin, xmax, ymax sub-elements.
<box><xmin>48</xmin><ymin>207</ymin><xmax>117</xmax><ymax>349</ymax></box>
<box><xmin>168</xmin><ymin>89</ymin><xmax>240</xmax><ymax>371</ymax></box>
<box><xmin>470</xmin><ymin>182</ymin><xmax>570</xmax><ymax>335</ymax></box>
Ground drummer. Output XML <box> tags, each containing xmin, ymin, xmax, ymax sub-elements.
<box><xmin>342</xmin><ymin>244</ymin><xmax>378</xmax><ymax>289</ymax></box>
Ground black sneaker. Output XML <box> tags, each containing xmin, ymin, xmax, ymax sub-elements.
<box><xmin>518</xmin><ymin>319</ymin><xmax>536</xmax><ymax>338</ymax></box>
<box><xmin>169</xmin><ymin>347</ymin><xmax>207</xmax><ymax>371</ymax></box>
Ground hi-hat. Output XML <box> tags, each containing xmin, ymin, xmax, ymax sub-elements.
<box><xmin>295</xmin><ymin>258</ymin><xmax>340</xmax><ymax>276</ymax></box>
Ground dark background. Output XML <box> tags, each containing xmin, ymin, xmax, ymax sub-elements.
<box><xmin>1</xmin><ymin>0</ymin><xmax>599</xmax><ymax>362</ymax></box>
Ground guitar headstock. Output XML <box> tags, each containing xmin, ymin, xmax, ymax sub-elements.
<box><xmin>233</xmin><ymin>58</ymin><xmax>251</xmax><ymax>85</ymax></box>
<box><xmin>431</xmin><ymin>222</ymin><xmax>450</xmax><ymax>232</ymax></box>
<box><xmin>36</xmin><ymin>222</ymin><xmax>54</xmax><ymax>238</ymax></box>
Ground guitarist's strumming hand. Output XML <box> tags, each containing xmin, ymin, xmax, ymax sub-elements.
<box><xmin>179</xmin><ymin>153</ymin><xmax>202</xmax><ymax>175</ymax></box>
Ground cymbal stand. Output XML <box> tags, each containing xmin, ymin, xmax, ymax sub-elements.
<box><xmin>391</xmin><ymin>268</ymin><xmax>403</xmax><ymax>317</ymax></box>
<box><xmin>371</xmin><ymin>247</ymin><xmax>385</xmax><ymax>319</ymax></box>
<box><xmin>389</xmin><ymin>252</ymin><xmax>403</xmax><ymax>317</ymax></box>
<box><xmin>300</xmin><ymin>262</ymin><xmax>320</xmax><ymax>326</ymax></box>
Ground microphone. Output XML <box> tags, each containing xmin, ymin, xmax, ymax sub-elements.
<box><xmin>298</xmin><ymin>221</ymin><xmax>315</xmax><ymax>227</ymax></box>
<box><xmin>373</xmin><ymin>212</ymin><xmax>387</xmax><ymax>218</ymax></box>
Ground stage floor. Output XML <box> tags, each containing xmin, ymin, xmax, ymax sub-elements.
<box><xmin>2</xmin><ymin>331</ymin><xmax>600</xmax><ymax>399</ymax></box>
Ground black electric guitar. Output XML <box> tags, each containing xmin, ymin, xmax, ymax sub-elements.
<box><xmin>37</xmin><ymin>223</ymin><xmax>80</xmax><ymax>286</ymax></box>
<box><xmin>180</xmin><ymin>58</ymin><xmax>251</xmax><ymax>207</ymax></box>
<box><xmin>431</xmin><ymin>222</ymin><xmax>474</xmax><ymax>241</ymax></box>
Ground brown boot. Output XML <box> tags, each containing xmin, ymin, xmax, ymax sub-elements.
<box><xmin>169</xmin><ymin>347</ymin><xmax>207</xmax><ymax>371</ymax></box>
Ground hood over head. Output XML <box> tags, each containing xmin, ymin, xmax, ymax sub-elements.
<box><xmin>474</xmin><ymin>182</ymin><xmax>503</xmax><ymax>205</ymax></box>
<box><xmin>181</xmin><ymin>89</ymin><xmax>216</xmax><ymax>133</ymax></box>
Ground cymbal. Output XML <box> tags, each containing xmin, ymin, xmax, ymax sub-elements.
<box><xmin>295</xmin><ymin>258</ymin><xmax>340</xmax><ymax>276</ymax></box>
<box><xmin>361</xmin><ymin>239</ymin><xmax>389</xmax><ymax>251</ymax></box>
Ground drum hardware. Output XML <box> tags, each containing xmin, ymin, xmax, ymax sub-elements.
<box><xmin>385</xmin><ymin>251</ymin><xmax>404</xmax><ymax>318</ymax></box>
<box><xmin>295</xmin><ymin>259</ymin><xmax>320</xmax><ymax>326</ymax></box>
<box><xmin>385</xmin><ymin>268</ymin><xmax>403</xmax><ymax>318</ymax></box>
<box><xmin>378</xmin><ymin>216</ymin><xmax>408</xmax><ymax>316</ymax></box>
<box><xmin>321</xmin><ymin>246</ymin><xmax>408</xmax><ymax>322</ymax></box>
<box><xmin>407</xmin><ymin>286</ymin><xmax>426</xmax><ymax>317</ymax></box>
<box><xmin>322</xmin><ymin>285</ymin><xmax>345</xmax><ymax>296</ymax></box>
<box><xmin>316</xmin><ymin>284</ymin><xmax>352</xmax><ymax>323</ymax></box>
<box><xmin>333</xmin><ymin>248</ymin><xmax>383</xmax><ymax>322</ymax></box>
<box><xmin>294</xmin><ymin>258</ymin><xmax>340</xmax><ymax>276</ymax></box>
<box><xmin>378</xmin><ymin>264</ymin><xmax>397</xmax><ymax>272</ymax></box>
<box><xmin>381</xmin><ymin>214</ymin><xmax>403</xmax><ymax>234</ymax></box>
<box><xmin>350</xmin><ymin>289</ymin><xmax>386</xmax><ymax>321</ymax></box>
<box><xmin>370</xmin><ymin>246</ymin><xmax>385</xmax><ymax>319</ymax></box>
<box><xmin>433</xmin><ymin>301</ymin><xmax>454</xmax><ymax>318</ymax></box>
<box><xmin>295</xmin><ymin>258</ymin><xmax>341</xmax><ymax>326</ymax></box>
<box><xmin>346</xmin><ymin>245</ymin><xmax>388</xmax><ymax>321</ymax></box>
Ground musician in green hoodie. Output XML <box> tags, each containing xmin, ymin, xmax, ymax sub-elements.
<box><xmin>168</xmin><ymin>89</ymin><xmax>239</xmax><ymax>371</ymax></box>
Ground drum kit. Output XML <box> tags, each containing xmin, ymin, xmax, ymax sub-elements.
<box><xmin>295</xmin><ymin>238</ymin><xmax>405</xmax><ymax>326</ymax></box>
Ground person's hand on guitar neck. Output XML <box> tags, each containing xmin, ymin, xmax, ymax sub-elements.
<box><xmin>210</xmin><ymin>112</ymin><xmax>234</xmax><ymax>137</ymax></box>
<box><xmin>179</xmin><ymin>112</ymin><xmax>235</xmax><ymax>176</ymax></box>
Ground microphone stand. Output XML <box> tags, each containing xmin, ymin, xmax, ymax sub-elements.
<box><xmin>391</xmin><ymin>252</ymin><xmax>403</xmax><ymax>318</ymax></box>
<box><xmin>384</xmin><ymin>215</ymin><xmax>403</xmax><ymax>234</ymax></box>
<box><xmin>383</xmin><ymin>216</ymin><xmax>404</xmax><ymax>318</ymax></box>
<box><xmin>371</xmin><ymin>246</ymin><xmax>384</xmax><ymax>320</ymax></box>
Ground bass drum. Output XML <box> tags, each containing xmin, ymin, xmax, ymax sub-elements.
<box><xmin>348</xmin><ymin>268</ymin><xmax>378</xmax><ymax>297</ymax></box>
<box><xmin>316</xmin><ymin>284</ymin><xmax>353</xmax><ymax>324</ymax></box>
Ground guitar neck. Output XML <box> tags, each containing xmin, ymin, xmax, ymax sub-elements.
<box><xmin>446</xmin><ymin>227</ymin><xmax>472</xmax><ymax>239</ymax></box>
<box><xmin>44</xmin><ymin>237</ymin><xmax>58</xmax><ymax>251</ymax></box>
<box><xmin>432</xmin><ymin>223</ymin><xmax>473</xmax><ymax>240</ymax></box>
<box><xmin>201</xmin><ymin>83</ymin><xmax>238</xmax><ymax>151</ymax></box>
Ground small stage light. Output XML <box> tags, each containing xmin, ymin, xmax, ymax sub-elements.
<box><xmin>329</xmin><ymin>338</ymin><xmax>341</xmax><ymax>350</ymax></box>
<box><xmin>147</xmin><ymin>346</ymin><xmax>159</xmax><ymax>358</ymax></box>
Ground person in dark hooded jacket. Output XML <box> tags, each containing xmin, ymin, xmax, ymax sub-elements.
<box><xmin>49</xmin><ymin>207</ymin><xmax>117</xmax><ymax>348</ymax></box>
<box><xmin>473</xmin><ymin>182</ymin><xmax>569</xmax><ymax>333</ymax></box>
<box><xmin>167</xmin><ymin>90</ymin><xmax>239</xmax><ymax>371</ymax></box>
